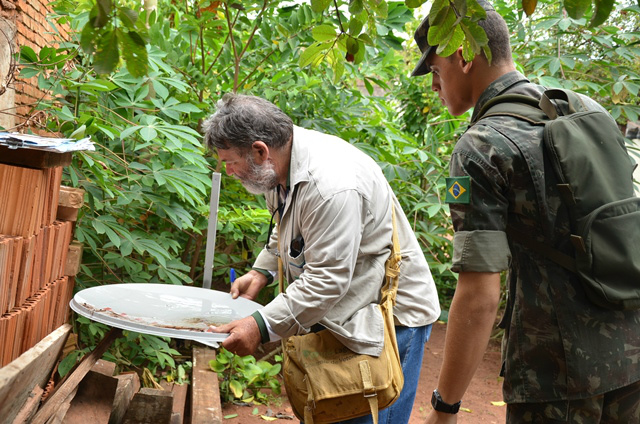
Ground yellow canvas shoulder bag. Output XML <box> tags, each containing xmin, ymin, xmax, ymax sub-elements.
<box><xmin>280</xmin><ymin>206</ymin><xmax>404</xmax><ymax>424</ymax></box>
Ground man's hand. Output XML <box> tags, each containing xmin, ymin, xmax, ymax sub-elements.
<box><xmin>209</xmin><ymin>316</ymin><xmax>262</xmax><ymax>356</ymax></box>
<box><xmin>230</xmin><ymin>270</ymin><xmax>269</xmax><ymax>300</ymax></box>
<box><xmin>425</xmin><ymin>410</ymin><xmax>458</xmax><ymax>423</ymax></box>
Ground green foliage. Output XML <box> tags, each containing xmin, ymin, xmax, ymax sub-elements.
<box><xmin>61</xmin><ymin>0</ymin><xmax>625</xmax><ymax>81</ymax></box>
<box><xmin>210</xmin><ymin>348</ymin><xmax>282</xmax><ymax>405</ymax></box>
<box><xmin>504</xmin><ymin>1</ymin><xmax>640</xmax><ymax>123</ymax></box>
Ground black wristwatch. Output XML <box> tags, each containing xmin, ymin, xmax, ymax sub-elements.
<box><xmin>431</xmin><ymin>389</ymin><xmax>461</xmax><ymax>414</ymax></box>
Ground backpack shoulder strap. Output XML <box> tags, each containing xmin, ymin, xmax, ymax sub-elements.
<box><xmin>541</xmin><ymin>88</ymin><xmax>590</xmax><ymax>118</ymax></box>
<box><xmin>472</xmin><ymin>93</ymin><xmax>548</xmax><ymax>125</ymax></box>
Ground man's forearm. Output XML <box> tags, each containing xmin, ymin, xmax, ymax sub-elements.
<box><xmin>436</xmin><ymin>271</ymin><xmax>502</xmax><ymax>405</ymax></box>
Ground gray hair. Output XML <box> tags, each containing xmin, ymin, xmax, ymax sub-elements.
<box><xmin>202</xmin><ymin>93</ymin><xmax>294</xmax><ymax>152</ymax></box>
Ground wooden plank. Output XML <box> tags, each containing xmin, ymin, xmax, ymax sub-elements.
<box><xmin>10</xmin><ymin>384</ymin><xmax>44</xmax><ymax>424</ymax></box>
<box><xmin>160</xmin><ymin>381</ymin><xmax>188</xmax><ymax>424</ymax></box>
<box><xmin>110</xmin><ymin>372</ymin><xmax>141</xmax><ymax>424</ymax></box>
<box><xmin>30</xmin><ymin>328</ymin><xmax>123</xmax><ymax>424</ymax></box>
<box><xmin>0</xmin><ymin>145</ymin><xmax>72</xmax><ymax>169</ymax></box>
<box><xmin>122</xmin><ymin>388</ymin><xmax>173</xmax><ymax>424</ymax></box>
<box><xmin>0</xmin><ymin>324</ymin><xmax>71</xmax><ymax>424</ymax></box>
<box><xmin>42</xmin><ymin>386</ymin><xmax>78</xmax><ymax>424</ymax></box>
<box><xmin>191</xmin><ymin>346</ymin><xmax>222</xmax><ymax>424</ymax></box>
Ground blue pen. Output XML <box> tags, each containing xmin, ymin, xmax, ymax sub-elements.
<box><xmin>230</xmin><ymin>268</ymin><xmax>236</xmax><ymax>284</ymax></box>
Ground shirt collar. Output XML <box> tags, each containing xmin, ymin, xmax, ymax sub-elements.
<box><xmin>470</xmin><ymin>71</ymin><xmax>530</xmax><ymax>123</ymax></box>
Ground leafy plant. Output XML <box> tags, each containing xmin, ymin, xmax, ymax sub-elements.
<box><xmin>209</xmin><ymin>347</ymin><xmax>282</xmax><ymax>405</ymax></box>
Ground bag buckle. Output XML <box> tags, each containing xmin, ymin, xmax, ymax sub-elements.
<box><xmin>363</xmin><ymin>388</ymin><xmax>377</xmax><ymax>398</ymax></box>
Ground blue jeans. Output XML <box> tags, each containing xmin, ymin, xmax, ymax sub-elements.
<box><xmin>331</xmin><ymin>324</ymin><xmax>433</xmax><ymax>424</ymax></box>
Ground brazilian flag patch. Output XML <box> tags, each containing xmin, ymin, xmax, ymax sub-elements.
<box><xmin>445</xmin><ymin>177</ymin><xmax>471</xmax><ymax>204</ymax></box>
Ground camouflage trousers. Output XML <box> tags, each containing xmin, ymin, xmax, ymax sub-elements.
<box><xmin>507</xmin><ymin>379</ymin><xmax>640</xmax><ymax>423</ymax></box>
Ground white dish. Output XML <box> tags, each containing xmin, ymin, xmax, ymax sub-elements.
<box><xmin>70</xmin><ymin>283</ymin><xmax>262</xmax><ymax>348</ymax></box>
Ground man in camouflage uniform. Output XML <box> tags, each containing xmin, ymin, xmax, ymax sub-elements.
<box><xmin>411</xmin><ymin>1</ymin><xmax>640</xmax><ymax>423</ymax></box>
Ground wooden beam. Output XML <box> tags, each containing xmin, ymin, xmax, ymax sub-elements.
<box><xmin>0</xmin><ymin>323</ymin><xmax>71</xmax><ymax>424</ymax></box>
<box><xmin>160</xmin><ymin>381</ymin><xmax>188</xmax><ymax>424</ymax></box>
<box><xmin>110</xmin><ymin>372</ymin><xmax>141</xmax><ymax>424</ymax></box>
<box><xmin>190</xmin><ymin>346</ymin><xmax>222</xmax><ymax>424</ymax></box>
<box><xmin>0</xmin><ymin>145</ymin><xmax>72</xmax><ymax>169</ymax></box>
<box><xmin>30</xmin><ymin>327</ymin><xmax>122</xmax><ymax>424</ymax></box>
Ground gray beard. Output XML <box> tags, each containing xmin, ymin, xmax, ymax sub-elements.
<box><xmin>240</xmin><ymin>156</ymin><xmax>279</xmax><ymax>195</ymax></box>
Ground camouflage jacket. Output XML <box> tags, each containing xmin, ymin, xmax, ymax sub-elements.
<box><xmin>448</xmin><ymin>71</ymin><xmax>640</xmax><ymax>403</ymax></box>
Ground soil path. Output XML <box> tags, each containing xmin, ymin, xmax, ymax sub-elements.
<box><xmin>221</xmin><ymin>321</ymin><xmax>506</xmax><ymax>423</ymax></box>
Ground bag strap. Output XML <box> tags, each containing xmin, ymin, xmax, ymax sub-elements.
<box><xmin>360</xmin><ymin>360</ymin><xmax>380</xmax><ymax>424</ymax></box>
<box><xmin>381</xmin><ymin>205</ymin><xmax>401</xmax><ymax>305</ymax></box>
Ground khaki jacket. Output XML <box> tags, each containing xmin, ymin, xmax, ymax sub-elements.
<box><xmin>253</xmin><ymin>126</ymin><xmax>440</xmax><ymax>355</ymax></box>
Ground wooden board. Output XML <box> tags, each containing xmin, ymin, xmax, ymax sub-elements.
<box><xmin>0</xmin><ymin>145</ymin><xmax>72</xmax><ymax>169</ymax></box>
<box><xmin>190</xmin><ymin>346</ymin><xmax>222</xmax><ymax>424</ymax></box>
<box><xmin>0</xmin><ymin>323</ymin><xmax>71</xmax><ymax>424</ymax></box>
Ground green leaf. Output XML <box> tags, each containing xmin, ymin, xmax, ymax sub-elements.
<box><xmin>19</xmin><ymin>68</ymin><xmax>40</xmax><ymax>78</ymax></box>
<box><xmin>140</xmin><ymin>126</ymin><xmax>158</xmax><ymax>141</ymax></box>
<box><xmin>19</xmin><ymin>45</ymin><xmax>38</xmax><ymax>63</ymax></box>
<box><xmin>428</xmin><ymin>6</ymin><xmax>457</xmax><ymax>48</ymax></box>
<box><xmin>405</xmin><ymin>0</ymin><xmax>426</xmax><ymax>8</ymax></box>
<box><xmin>298</xmin><ymin>42</ymin><xmax>331</xmax><ymax>68</ymax></box>
<box><xmin>94</xmin><ymin>30</ymin><xmax>120</xmax><ymax>75</ymax></box>
<box><xmin>564</xmin><ymin>0</ymin><xmax>591</xmax><ymax>19</ymax></box>
<box><xmin>435</xmin><ymin>23</ymin><xmax>464</xmax><ymax>57</ymax></box>
<box><xmin>332</xmin><ymin>57</ymin><xmax>344</xmax><ymax>84</ymax></box>
<box><xmin>94</xmin><ymin>0</ymin><xmax>112</xmax><ymax>28</ymax></box>
<box><xmin>312</xmin><ymin>25</ymin><xmax>336</xmax><ymax>42</ymax></box>
<box><xmin>349</xmin><ymin>0</ymin><xmax>364</xmax><ymax>14</ymax></box>
<box><xmin>613</xmin><ymin>81</ymin><xmax>623</xmax><ymax>94</ymax></box>
<box><xmin>120</xmin><ymin>30</ymin><xmax>148</xmax><ymax>78</ymax></box>
<box><xmin>118</xmin><ymin>7</ymin><xmax>139</xmax><ymax>29</ymax></box>
<box><xmin>589</xmin><ymin>0</ymin><xmax>615</xmax><ymax>27</ymax></box>
<box><xmin>348</xmin><ymin>17</ymin><xmax>364</xmax><ymax>36</ymax></box>
<box><xmin>58</xmin><ymin>351</ymin><xmax>80</xmax><ymax>377</ymax></box>
<box><xmin>346</xmin><ymin>37</ymin><xmax>360</xmax><ymax>55</ymax></box>
<box><xmin>229</xmin><ymin>380</ymin><xmax>244</xmax><ymax>398</ymax></box>
<box><xmin>310</xmin><ymin>0</ymin><xmax>331</xmax><ymax>13</ymax></box>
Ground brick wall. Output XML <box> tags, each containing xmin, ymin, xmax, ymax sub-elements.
<box><xmin>0</xmin><ymin>0</ymin><xmax>68</xmax><ymax>131</ymax></box>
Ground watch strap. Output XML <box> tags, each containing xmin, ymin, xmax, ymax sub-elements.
<box><xmin>431</xmin><ymin>389</ymin><xmax>461</xmax><ymax>414</ymax></box>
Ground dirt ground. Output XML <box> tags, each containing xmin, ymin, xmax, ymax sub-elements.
<box><xmin>220</xmin><ymin>321</ymin><xmax>506</xmax><ymax>423</ymax></box>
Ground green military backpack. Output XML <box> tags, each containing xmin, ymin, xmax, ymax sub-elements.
<box><xmin>474</xmin><ymin>88</ymin><xmax>640</xmax><ymax>310</ymax></box>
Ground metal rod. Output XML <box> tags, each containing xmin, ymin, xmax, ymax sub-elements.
<box><xmin>202</xmin><ymin>172</ymin><xmax>221</xmax><ymax>289</ymax></box>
